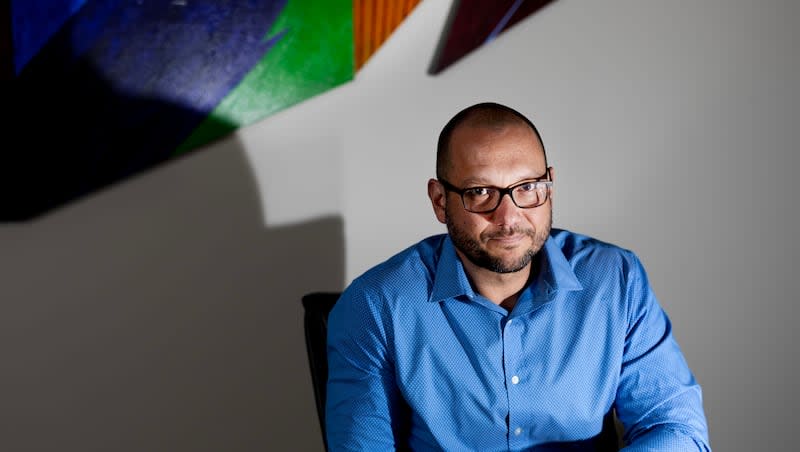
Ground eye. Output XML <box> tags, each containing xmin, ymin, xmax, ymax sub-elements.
<box><xmin>464</xmin><ymin>187</ymin><xmax>491</xmax><ymax>197</ymax></box>
<box><xmin>515</xmin><ymin>182</ymin><xmax>537</xmax><ymax>192</ymax></box>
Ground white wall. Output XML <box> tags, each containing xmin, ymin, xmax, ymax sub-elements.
<box><xmin>1</xmin><ymin>0</ymin><xmax>796</xmax><ymax>450</ymax></box>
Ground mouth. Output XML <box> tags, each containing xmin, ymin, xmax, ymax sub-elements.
<box><xmin>486</xmin><ymin>234</ymin><xmax>526</xmax><ymax>247</ymax></box>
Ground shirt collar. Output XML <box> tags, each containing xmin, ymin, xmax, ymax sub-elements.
<box><xmin>429</xmin><ymin>234</ymin><xmax>583</xmax><ymax>304</ymax></box>
<box><xmin>429</xmin><ymin>236</ymin><xmax>477</xmax><ymax>302</ymax></box>
<box><xmin>528</xmin><ymin>235</ymin><xmax>583</xmax><ymax>301</ymax></box>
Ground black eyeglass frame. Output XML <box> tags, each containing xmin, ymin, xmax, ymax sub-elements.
<box><xmin>438</xmin><ymin>169</ymin><xmax>553</xmax><ymax>214</ymax></box>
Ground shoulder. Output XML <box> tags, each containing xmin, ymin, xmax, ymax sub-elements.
<box><xmin>549</xmin><ymin>228</ymin><xmax>644</xmax><ymax>278</ymax></box>
<box><xmin>339</xmin><ymin>234</ymin><xmax>446</xmax><ymax>307</ymax></box>
<box><xmin>330</xmin><ymin>235</ymin><xmax>446</xmax><ymax>339</ymax></box>
<box><xmin>356</xmin><ymin>234</ymin><xmax>444</xmax><ymax>286</ymax></box>
<box><xmin>548</xmin><ymin>229</ymin><xmax>655</xmax><ymax>324</ymax></box>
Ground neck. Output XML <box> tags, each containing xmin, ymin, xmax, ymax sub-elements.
<box><xmin>458</xmin><ymin>252</ymin><xmax>531</xmax><ymax>312</ymax></box>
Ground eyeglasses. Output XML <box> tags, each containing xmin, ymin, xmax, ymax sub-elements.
<box><xmin>438</xmin><ymin>172</ymin><xmax>553</xmax><ymax>213</ymax></box>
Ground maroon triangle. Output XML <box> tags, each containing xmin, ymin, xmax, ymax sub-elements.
<box><xmin>429</xmin><ymin>0</ymin><xmax>556</xmax><ymax>75</ymax></box>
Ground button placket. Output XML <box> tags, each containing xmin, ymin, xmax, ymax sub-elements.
<box><xmin>503</xmin><ymin>316</ymin><xmax>525</xmax><ymax>445</ymax></box>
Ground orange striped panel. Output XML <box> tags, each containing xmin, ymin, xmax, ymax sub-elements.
<box><xmin>354</xmin><ymin>0</ymin><xmax>421</xmax><ymax>70</ymax></box>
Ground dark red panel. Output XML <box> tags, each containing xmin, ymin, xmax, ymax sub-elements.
<box><xmin>429</xmin><ymin>0</ymin><xmax>555</xmax><ymax>75</ymax></box>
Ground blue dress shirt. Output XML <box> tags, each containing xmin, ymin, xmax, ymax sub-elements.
<box><xmin>326</xmin><ymin>230</ymin><xmax>710</xmax><ymax>451</ymax></box>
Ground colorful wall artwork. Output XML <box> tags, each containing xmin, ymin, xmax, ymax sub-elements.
<box><xmin>9</xmin><ymin>0</ymin><xmax>89</xmax><ymax>76</ymax></box>
<box><xmin>354</xmin><ymin>0</ymin><xmax>420</xmax><ymax>71</ymax></box>
<box><xmin>2</xmin><ymin>0</ymin><xmax>550</xmax><ymax>221</ymax></box>
<box><xmin>429</xmin><ymin>0</ymin><xmax>556</xmax><ymax>74</ymax></box>
<box><xmin>0</xmin><ymin>3</ymin><xmax>11</xmax><ymax>80</ymax></box>
<box><xmin>3</xmin><ymin>0</ymin><xmax>353</xmax><ymax>220</ymax></box>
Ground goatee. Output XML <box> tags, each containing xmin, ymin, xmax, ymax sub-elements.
<box><xmin>445</xmin><ymin>210</ymin><xmax>551</xmax><ymax>274</ymax></box>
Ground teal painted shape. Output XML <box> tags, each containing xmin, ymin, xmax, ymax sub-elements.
<box><xmin>176</xmin><ymin>0</ymin><xmax>354</xmax><ymax>154</ymax></box>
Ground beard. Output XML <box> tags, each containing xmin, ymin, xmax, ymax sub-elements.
<box><xmin>445</xmin><ymin>207</ymin><xmax>552</xmax><ymax>274</ymax></box>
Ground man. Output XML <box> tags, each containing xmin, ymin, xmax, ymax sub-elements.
<box><xmin>326</xmin><ymin>102</ymin><xmax>710</xmax><ymax>450</ymax></box>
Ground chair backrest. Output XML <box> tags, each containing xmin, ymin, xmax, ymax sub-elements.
<box><xmin>301</xmin><ymin>291</ymin><xmax>621</xmax><ymax>451</ymax></box>
<box><xmin>301</xmin><ymin>292</ymin><xmax>341</xmax><ymax>451</ymax></box>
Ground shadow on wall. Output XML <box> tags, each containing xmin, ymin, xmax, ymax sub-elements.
<box><xmin>2</xmin><ymin>31</ymin><xmax>216</xmax><ymax>220</ymax></box>
<box><xmin>0</xmin><ymin>137</ymin><xmax>343</xmax><ymax>451</ymax></box>
<box><xmin>2</xmin><ymin>0</ymin><xmax>287</xmax><ymax>221</ymax></box>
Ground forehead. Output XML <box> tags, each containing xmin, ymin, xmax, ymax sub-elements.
<box><xmin>447</xmin><ymin>122</ymin><xmax>546</xmax><ymax>183</ymax></box>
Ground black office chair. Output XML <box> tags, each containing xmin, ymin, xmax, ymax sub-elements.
<box><xmin>301</xmin><ymin>291</ymin><xmax>621</xmax><ymax>451</ymax></box>
<box><xmin>301</xmin><ymin>292</ymin><xmax>340</xmax><ymax>451</ymax></box>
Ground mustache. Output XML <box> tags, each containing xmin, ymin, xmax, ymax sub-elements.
<box><xmin>483</xmin><ymin>226</ymin><xmax>535</xmax><ymax>240</ymax></box>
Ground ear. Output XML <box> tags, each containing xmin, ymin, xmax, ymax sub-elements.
<box><xmin>427</xmin><ymin>179</ymin><xmax>447</xmax><ymax>224</ymax></box>
<box><xmin>547</xmin><ymin>166</ymin><xmax>555</xmax><ymax>201</ymax></box>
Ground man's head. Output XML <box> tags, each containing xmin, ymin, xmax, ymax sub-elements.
<box><xmin>436</xmin><ymin>102</ymin><xmax>548</xmax><ymax>181</ymax></box>
<box><xmin>428</xmin><ymin>102</ymin><xmax>554</xmax><ymax>274</ymax></box>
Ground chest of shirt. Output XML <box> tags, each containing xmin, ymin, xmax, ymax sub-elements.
<box><xmin>388</xmin><ymin>290</ymin><xmax>626</xmax><ymax>448</ymax></box>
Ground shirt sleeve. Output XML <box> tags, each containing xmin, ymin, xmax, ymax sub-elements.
<box><xmin>616</xmin><ymin>253</ymin><xmax>711</xmax><ymax>451</ymax></box>
<box><xmin>325</xmin><ymin>282</ymin><xmax>407</xmax><ymax>451</ymax></box>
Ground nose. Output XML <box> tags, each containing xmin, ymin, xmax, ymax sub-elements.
<box><xmin>488</xmin><ymin>192</ymin><xmax>519</xmax><ymax>225</ymax></box>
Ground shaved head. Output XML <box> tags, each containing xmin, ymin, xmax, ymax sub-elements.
<box><xmin>436</xmin><ymin>102</ymin><xmax>547</xmax><ymax>180</ymax></box>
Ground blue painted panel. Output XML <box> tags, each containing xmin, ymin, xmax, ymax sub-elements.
<box><xmin>5</xmin><ymin>0</ymin><xmax>288</xmax><ymax>220</ymax></box>
<box><xmin>77</xmin><ymin>0</ymin><xmax>285</xmax><ymax>112</ymax></box>
<box><xmin>11</xmin><ymin>0</ymin><xmax>88</xmax><ymax>74</ymax></box>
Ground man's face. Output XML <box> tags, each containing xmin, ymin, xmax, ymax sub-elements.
<box><xmin>429</xmin><ymin>122</ymin><xmax>553</xmax><ymax>274</ymax></box>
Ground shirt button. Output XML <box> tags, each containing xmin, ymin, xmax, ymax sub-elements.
<box><xmin>511</xmin><ymin>375</ymin><xmax>520</xmax><ymax>385</ymax></box>
<box><xmin>507</xmin><ymin>319</ymin><xmax>513</xmax><ymax>325</ymax></box>
<box><xmin>514</xmin><ymin>427</ymin><xmax>523</xmax><ymax>436</ymax></box>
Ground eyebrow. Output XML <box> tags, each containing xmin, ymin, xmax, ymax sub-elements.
<box><xmin>460</xmin><ymin>172</ymin><xmax>549</xmax><ymax>187</ymax></box>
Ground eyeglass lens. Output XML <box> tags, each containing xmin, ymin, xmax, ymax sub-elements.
<box><xmin>463</xmin><ymin>183</ymin><xmax>549</xmax><ymax>212</ymax></box>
